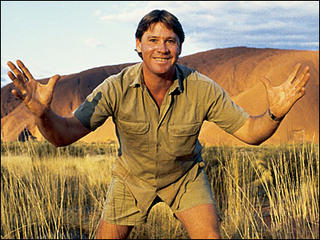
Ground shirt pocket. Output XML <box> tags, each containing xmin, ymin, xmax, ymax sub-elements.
<box><xmin>168</xmin><ymin>123</ymin><xmax>202</xmax><ymax>157</ymax></box>
<box><xmin>118</xmin><ymin>120</ymin><xmax>150</xmax><ymax>152</ymax></box>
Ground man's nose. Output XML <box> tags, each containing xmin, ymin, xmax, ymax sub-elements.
<box><xmin>157</xmin><ymin>42</ymin><xmax>169</xmax><ymax>53</ymax></box>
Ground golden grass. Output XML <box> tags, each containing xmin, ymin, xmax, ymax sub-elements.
<box><xmin>1</xmin><ymin>141</ymin><xmax>319</xmax><ymax>239</ymax></box>
<box><xmin>1</xmin><ymin>155</ymin><xmax>113</xmax><ymax>239</ymax></box>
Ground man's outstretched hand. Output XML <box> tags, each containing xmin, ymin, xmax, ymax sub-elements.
<box><xmin>260</xmin><ymin>63</ymin><xmax>310</xmax><ymax>119</ymax></box>
<box><xmin>7</xmin><ymin>60</ymin><xmax>60</xmax><ymax>117</ymax></box>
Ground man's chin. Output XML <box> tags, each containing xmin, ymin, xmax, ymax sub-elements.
<box><xmin>143</xmin><ymin>61</ymin><xmax>176</xmax><ymax>78</ymax></box>
<box><xmin>152</xmin><ymin>64</ymin><xmax>174</xmax><ymax>75</ymax></box>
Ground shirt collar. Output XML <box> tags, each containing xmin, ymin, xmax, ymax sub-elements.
<box><xmin>168</xmin><ymin>64</ymin><xmax>184</xmax><ymax>95</ymax></box>
<box><xmin>129</xmin><ymin>63</ymin><xmax>184</xmax><ymax>95</ymax></box>
<box><xmin>129</xmin><ymin>63</ymin><xmax>143</xmax><ymax>88</ymax></box>
<box><xmin>175</xmin><ymin>64</ymin><xmax>185</xmax><ymax>94</ymax></box>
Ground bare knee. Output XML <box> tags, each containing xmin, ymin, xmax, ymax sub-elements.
<box><xmin>175</xmin><ymin>203</ymin><xmax>221</xmax><ymax>239</ymax></box>
<box><xmin>96</xmin><ymin>219</ymin><xmax>133</xmax><ymax>239</ymax></box>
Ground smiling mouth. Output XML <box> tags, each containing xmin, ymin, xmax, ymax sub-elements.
<box><xmin>153</xmin><ymin>57</ymin><xmax>171</xmax><ymax>62</ymax></box>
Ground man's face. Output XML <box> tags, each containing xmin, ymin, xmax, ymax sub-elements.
<box><xmin>136</xmin><ymin>22</ymin><xmax>181</xmax><ymax>77</ymax></box>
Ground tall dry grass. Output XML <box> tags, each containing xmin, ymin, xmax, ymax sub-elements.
<box><xmin>203</xmin><ymin>143</ymin><xmax>319</xmax><ymax>239</ymax></box>
<box><xmin>1</xmin><ymin>140</ymin><xmax>319</xmax><ymax>239</ymax></box>
<box><xmin>1</xmin><ymin>141</ymin><xmax>116</xmax><ymax>239</ymax></box>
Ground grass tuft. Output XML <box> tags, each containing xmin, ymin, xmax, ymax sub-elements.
<box><xmin>1</xmin><ymin>141</ymin><xmax>319</xmax><ymax>239</ymax></box>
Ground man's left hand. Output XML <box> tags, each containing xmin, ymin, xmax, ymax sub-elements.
<box><xmin>260</xmin><ymin>63</ymin><xmax>310</xmax><ymax>119</ymax></box>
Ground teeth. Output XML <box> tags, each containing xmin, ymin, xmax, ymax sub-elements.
<box><xmin>154</xmin><ymin>58</ymin><xmax>169</xmax><ymax>61</ymax></box>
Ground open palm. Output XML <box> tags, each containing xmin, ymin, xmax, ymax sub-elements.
<box><xmin>7</xmin><ymin>60</ymin><xmax>60</xmax><ymax>117</ymax></box>
<box><xmin>260</xmin><ymin>63</ymin><xmax>310</xmax><ymax>118</ymax></box>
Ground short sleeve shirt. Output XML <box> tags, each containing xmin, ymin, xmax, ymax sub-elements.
<box><xmin>74</xmin><ymin>62</ymin><xmax>249</xmax><ymax>213</ymax></box>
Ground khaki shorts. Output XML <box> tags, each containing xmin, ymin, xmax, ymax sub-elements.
<box><xmin>101</xmin><ymin>166</ymin><xmax>215</xmax><ymax>226</ymax></box>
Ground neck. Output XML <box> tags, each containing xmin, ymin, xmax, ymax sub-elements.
<box><xmin>142</xmin><ymin>65</ymin><xmax>175</xmax><ymax>94</ymax></box>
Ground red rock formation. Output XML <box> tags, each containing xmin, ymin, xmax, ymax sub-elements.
<box><xmin>1</xmin><ymin>47</ymin><xmax>318</xmax><ymax>145</ymax></box>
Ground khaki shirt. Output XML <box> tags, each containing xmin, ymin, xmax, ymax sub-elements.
<box><xmin>74</xmin><ymin>63</ymin><xmax>249</xmax><ymax>213</ymax></box>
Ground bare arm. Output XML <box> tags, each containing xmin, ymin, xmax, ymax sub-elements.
<box><xmin>7</xmin><ymin>60</ymin><xmax>90</xmax><ymax>147</ymax></box>
<box><xmin>233</xmin><ymin>63</ymin><xmax>310</xmax><ymax>145</ymax></box>
<box><xmin>35</xmin><ymin>110</ymin><xmax>90</xmax><ymax>147</ymax></box>
<box><xmin>233</xmin><ymin>111</ymin><xmax>280</xmax><ymax>145</ymax></box>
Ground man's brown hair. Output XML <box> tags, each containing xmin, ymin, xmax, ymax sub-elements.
<box><xmin>135</xmin><ymin>9</ymin><xmax>185</xmax><ymax>59</ymax></box>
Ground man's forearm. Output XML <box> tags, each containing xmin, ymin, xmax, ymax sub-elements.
<box><xmin>233</xmin><ymin>109</ymin><xmax>282</xmax><ymax>145</ymax></box>
<box><xmin>35</xmin><ymin>108</ymin><xmax>90</xmax><ymax>147</ymax></box>
<box><xmin>248</xmin><ymin>110</ymin><xmax>282</xmax><ymax>145</ymax></box>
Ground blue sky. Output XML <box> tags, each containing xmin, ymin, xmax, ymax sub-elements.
<box><xmin>1</xmin><ymin>1</ymin><xmax>319</xmax><ymax>87</ymax></box>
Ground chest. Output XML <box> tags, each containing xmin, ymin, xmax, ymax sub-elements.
<box><xmin>117</xmin><ymin>86</ymin><xmax>204</xmax><ymax>128</ymax></box>
<box><xmin>148</xmin><ymin>89</ymin><xmax>167</xmax><ymax>109</ymax></box>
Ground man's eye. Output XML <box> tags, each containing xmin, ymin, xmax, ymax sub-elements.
<box><xmin>167</xmin><ymin>39</ymin><xmax>177</xmax><ymax>44</ymax></box>
<box><xmin>149</xmin><ymin>39</ymin><xmax>157</xmax><ymax>42</ymax></box>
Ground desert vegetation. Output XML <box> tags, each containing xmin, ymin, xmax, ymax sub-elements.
<box><xmin>1</xmin><ymin>140</ymin><xmax>319</xmax><ymax>239</ymax></box>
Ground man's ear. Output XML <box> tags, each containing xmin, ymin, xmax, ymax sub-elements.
<box><xmin>136</xmin><ymin>38</ymin><xmax>142</xmax><ymax>53</ymax></box>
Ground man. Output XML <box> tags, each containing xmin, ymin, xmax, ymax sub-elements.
<box><xmin>7</xmin><ymin>9</ymin><xmax>309</xmax><ymax>239</ymax></box>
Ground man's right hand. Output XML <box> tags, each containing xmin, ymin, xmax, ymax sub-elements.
<box><xmin>7</xmin><ymin>60</ymin><xmax>60</xmax><ymax>118</ymax></box>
